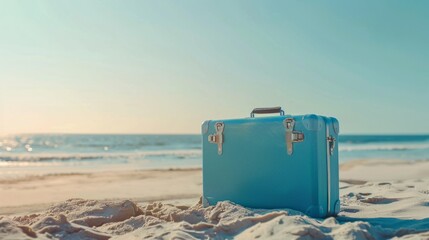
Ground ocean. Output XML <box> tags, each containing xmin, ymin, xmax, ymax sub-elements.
<box><xmin>1</xmin><ymin>134</ymin><xmax>429</xmax><ymax>178</ymax></box>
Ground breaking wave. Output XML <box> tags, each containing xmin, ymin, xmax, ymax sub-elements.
<box><xmin>340</xmin><ymin>143</ymin><xmax>429</xmax><ymax>152</ymax></box>
<box><xmin>0</xmin><ymin>150</ymin><xmax>201</xmax><ymax>162</ymax></box>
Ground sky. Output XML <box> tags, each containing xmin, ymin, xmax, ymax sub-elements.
<box><xmin>0</xmin><ymin>1</ymin><xmax>428</xmax><ymax>135</ymax></box>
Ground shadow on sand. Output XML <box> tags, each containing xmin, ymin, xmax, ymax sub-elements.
<box><xmin>337</xmin><ymin>216</ymin><xmax>429</xmax><ymax>237</ymax></box>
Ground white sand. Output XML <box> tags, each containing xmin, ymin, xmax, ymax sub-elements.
<box><xmin>0</xmin><ymin>168</ymin><xmax>202</xmax><ymax>214</ymax></box>
<box><xmin>1</xmin><ymin>160</ymin><xmax>428</xmax><ymax>239</ymax></box>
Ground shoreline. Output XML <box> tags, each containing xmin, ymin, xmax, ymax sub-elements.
<box><xmin>2</xmin><ymin>158</ymin><xmax>428</xmax><ymax>180</ymax></box>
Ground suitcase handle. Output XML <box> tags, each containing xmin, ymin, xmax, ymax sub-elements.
<box><xmin>250</xmin><ymin>107</ymin><xmax>285</xmax><ymax>118</ymax></box>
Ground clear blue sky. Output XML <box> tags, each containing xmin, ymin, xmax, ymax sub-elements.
<box><xmin>1</xmin><ymin>1</ymin><xmax>428</xmax><ymax>134</ymax></box>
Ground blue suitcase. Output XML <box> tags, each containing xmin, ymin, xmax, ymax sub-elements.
<box><xmin>202</xmin><ymin>107</ymin><xmax>340</xmax><ymax>218</ymax></box>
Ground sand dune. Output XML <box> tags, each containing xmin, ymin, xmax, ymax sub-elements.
<box><xmin>1</xmin><ymin>160</ymin><xmax>428</xmax><ymax>239</ymax></box>
<box><xmin>2</xmin><ymin>194</ymin><xmax>428</xmax><ymax>239</ymax></box>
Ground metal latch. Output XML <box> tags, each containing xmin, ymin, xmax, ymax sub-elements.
<box><xmin>284</xmin><ymin>118</ymin><xmax>304</xmax><ymax>155</ymax></box>
<box><xmin>327</xmin><ymin>136</ymin><xmax>336</xmax><ymax>156</ymax></box>
<box><xmin>208</xmin><ymin>122</ymin><xmax>224</xmax><ymax>155</ymax></box>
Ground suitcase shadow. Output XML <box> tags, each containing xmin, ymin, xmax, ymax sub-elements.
<box><xmin>337</xmin><ymin>216</ymin><xmax>429</xmax><ymax>234</ymax></box>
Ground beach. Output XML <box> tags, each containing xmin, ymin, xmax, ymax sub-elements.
<box><xmin>3</xmin><ymin>0</ymin><xmax>429</xmax><ymax>238</ymax></box>
<box><xmin>1</xmin><ymin>159</ymin><xmax>428</xmax><ymax>239</ymax></box>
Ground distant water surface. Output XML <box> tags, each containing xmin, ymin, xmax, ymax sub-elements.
<box><xmin>1</xmin><ymin>134</ymin><xmax>428</xmax><ymax>178</ymax></box>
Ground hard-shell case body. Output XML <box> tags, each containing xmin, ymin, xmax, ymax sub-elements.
<box><xmin>202</xmin><ymin>108</ymin><xmax>340</xmax><ymax>218</ymax></box>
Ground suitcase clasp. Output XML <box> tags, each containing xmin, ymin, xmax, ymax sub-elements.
<box><xmin>284</xmin><ymin>118</ymin><xmax>304</xmax><ymax>155</ymax></box>
<box><xmin>327</xmin><ymin>136</ymin><xmax>336</xmax><ymax>156</ymax></box>
<box><xmin>208</xmin><ymin>122</ymin><xmax>224</xmax><ymax>155</ymax></box>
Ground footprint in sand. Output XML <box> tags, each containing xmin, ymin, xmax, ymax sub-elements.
<box><xmin>358</xmin><ymin>192</ymin><xmax>371</xmax><ymax>196</ymax></box>
<box><xmin>377</xmin><ymin>182</ymin><xmax>392</xmax><ymax>186</ymax></box>
<box><xmin>341</xmin><ymin>208</ymin><xmax>360</xmax><ymax>213</ymax></box>
<box><xmin>340</xmin><ymin>179</ymin><xmax>367</xmax><ymax>185</ymax></box>
<box><xmin>361</xmin><ymin>197</ymin><xmax>399</xmax><ymax>204</ymax></box>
